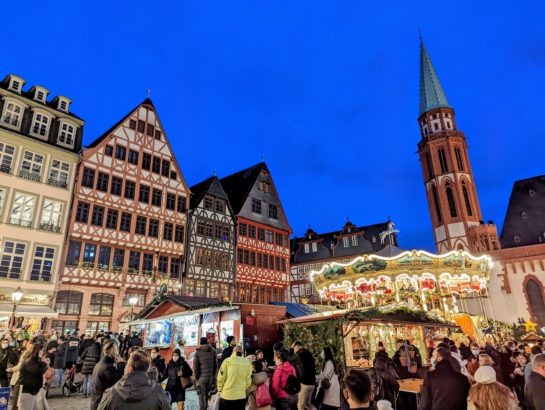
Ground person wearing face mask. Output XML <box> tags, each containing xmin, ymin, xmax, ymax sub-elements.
<box><xmin>0</xmin><ymin>337</ymin><xmax>18</xmax><ymax>387</ymax></box>
<box><xmin>466</xmin><ymin>343</ymin><xmax>481</xmax><ymax>379</ymax></box>
<box><xmin>163</xmin><ymin>348</ymin><xmax>193</xmax><ymax>410</ymax></box>
<box><xmin>148</xmin><ymin>347</ymin><xmax>166</xmax><ymax>383</ymax></box>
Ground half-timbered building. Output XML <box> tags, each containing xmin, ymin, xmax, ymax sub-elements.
<box><xmin>220</xmin><ymin>162</ymin><xmax>291</xmax><ymax>303</ymax></box>
<box><xmin>0</xmin><ymin>74</ymin><xmax>84</xmax><ymax>331</ymax></box>
<box><xmin>53</xmin><ymin>98</ymin><xmax>189</xmax><ymax>334</ymax></box>
<box><xmin>185</xmin><ymin>176</ymin><xmax>236</xmax><ymax>299</ymax></box>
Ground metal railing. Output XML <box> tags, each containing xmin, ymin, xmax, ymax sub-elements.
<box><xmin>38</xmin><ymin>223</ymin><xmax>61</xmax><ymax>233</ymax></box>
<box><xmin>47</xmin><ymin>178</ymin><xmax>68</xmax><ymax>189</ymax></box>
<box><xmin>8</xmin><ymin>217</ymin><xmax>32</xmax><ymax>228</ymax></box>
<box><xmin>18</xmin><ymin>170</ymin><xmax>41</xmax><ymax>182</ymax></box>
<box><xmin>0</xmin><ymin>165</ymin><xmax>11</xmax><ymax>174</ymax></box>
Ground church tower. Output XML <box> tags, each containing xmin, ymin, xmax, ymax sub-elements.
<box><xmin>417</xmin><ymin>39</ymin><xmax>500</xmax><ymax>254</ymax></box>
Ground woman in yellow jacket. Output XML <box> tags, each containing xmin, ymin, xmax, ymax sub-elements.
<box><xmin>217</xmin><ymin>346</ymin><xmax>252</xmax><ymax>410</ymax></box>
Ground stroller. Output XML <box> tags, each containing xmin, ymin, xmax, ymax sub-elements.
<box><xmin>62</xmin><ymin>362</ymin><xmax>84</xmax><ymax>397</ymax></box>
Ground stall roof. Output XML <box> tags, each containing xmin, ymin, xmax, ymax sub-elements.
<box><xmin>0</xmin><ymin>304</ymin><xmax>58</xmax><ymax>318</ymax></box>
<box><xmin>136</xmin><ymin>295</ymin><xmax>231</xmax><ymax>320</ymax></box>
<box><xmin>270</xmin><ymin>302</ymin><xmax>338</xmax><ymax>318</ymax></box>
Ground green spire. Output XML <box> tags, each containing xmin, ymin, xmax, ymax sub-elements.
<box><xmin>419</xmin><ymin>38</ymin><xmax>451</xmax><ymax>115</ymax></box>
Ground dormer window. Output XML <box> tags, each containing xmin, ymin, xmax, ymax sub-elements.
<box><xmin>343</xmin><ymin>237</ymin><xmax>350</xmax><ymax>247</ymax></box>
<box><xmin>311</xmin><ymin>242</ymin><xmax>317</xmax><ymax>252</ymax></box>
<box><xmin>31</xmin><ymin>112</ymin><xmax>50</xmax><ymax>137</ymax></box>
<box><xmin>304</xmin><ymin>243</ymin><xmax>309</xmax><ymax>254</ymax></box>
<box><xmin>514</xmin><ymin>236</ymin><xmax>521</xmax><ymax>243</ymax></box>
<box><xmin>351</xmin><ymin>235</ymin><xmax>358</xmax><ymax>246</ymax></box>
<box><xmin>58</xmin><ymin>122</ymin><xmax>76</xmax><ymax>147</ymax></box>
<box><xmin>57</xmin><ymin>97</ymin><xmax>70</xmax><ymax>113</ymax></box>
<box><xmin>2</xmin><ymin>102</ymin><xmax>23</xmax><ymax>128</ymax></box>
<box><xmin>37</xmin><ymin>91</ymin><xmax>45</xmax><ymax>102</ymax></box>
<box><xmin>8</xmin><ymin>78</ymin><xmax>23</xmax><ymax>93</ymax></box>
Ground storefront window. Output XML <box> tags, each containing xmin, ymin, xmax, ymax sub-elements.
<box><xmin>119</xmin><ymin>313</ymin><xmax>138</xmax><ymax>335</ymax></box>
<box><xmin>144</xmin><ymin>320</ymin><xmax>172</xmax><ymax>347</ymax></box>
<box><xmin>219</xmin><ymin>321</ymin><xmax>235</xmax><ymax>348</ymax></box>
<box><xmin>87</xmin><ymin>321</ymin><xmax>110</xmax><ymax>334</ymax></box>
<box><xmin>52</xmin><ymin>320</ymin><xmax>78</xmax><ymax>336</ymax></box>
<box><xmin>55</xmin><ymin>291</ymin><xmax>83</xmax><ymax>315</ymax></box>
<box><xmin>89</xmin><ymin>293</ymin><xmax>114</xmax><ymax>316</ymax></box>
<box><xmin>122</xmin><ymin>293</ymin><xmax>145</xmax><ymax>307</ymax></box>
<box><xmin>172</xmin><ymin>315</ymin><xmax>199</xmax><ymax>347</ymax></box>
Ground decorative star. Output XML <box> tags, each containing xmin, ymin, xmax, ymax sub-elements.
<box><xmin>525</xmin><ymin>319</ymin><xmax>538</xmax><ymax>333</ymax></box>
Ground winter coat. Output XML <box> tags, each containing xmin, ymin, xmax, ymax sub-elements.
<box><xmin>45</xmin><ymin>340</ymin><xmax>58</xmax><ymax>363</ymax></box>
<box><xmin>525</xmin><ymin>371</ymin><xmax>545</xmax><ymax>410</ymax></box>
<box><xmin>291</xmin><ymin>348</ymin><xmax>316</xmax><ymax>385</ymax></box>
<box><xmin>127</xmin><ymin>336</ymin><xmax>143</xmax><ymax>348</ymax></box>
<box><xmin>162</xmin><ymin>358</ymin><xmax>193</xmax><ymax>403</ymax></box>
<box><xmin>66</xmin><ymin>335</ymin><xmax>81</xmax><ymax>364</ymax></box>
<box><xmin>81</xmin><ymin>342</ymin><xmax>101</xmax><ymax>375</ymax></box>
<box><xmin>53</xmin><ymin>341</ymin><xmax>68</xmax><ymax>369</ymax></box>
<box><xmin>220</xmin><ymin>346</ymin><xmax>234</xmax><ymax>364</ymax></box>
<box><xmin>79</xmin><ymin>338</ymin><xmax>96</xmax><ymax>357</ymax></box>
<box><xmin>271</xmin><ymin>362</ymin><xmax>297</xmax><ymax>401</ymax></box>
<box><xmin>19</xmin><ymin>357</ymin><xmax>47</xmax><ymax>395</ymax></box>
<box><xmin>450</xmin><ymin>352</ymin><xmax>468</xmax><ymax>377</ymax></box>
<box><xmin>150</xmin><ymin>356</ymin><xmax>166</xmax><ymax>382</ymax></box>
<box><xmin>247</xmin><ymin>371</ymin><xmax>271</xmax><ymax>410</ymax></box>
<box><xmin>466</xmin><ymin>355</ymin><xmax>479</xmax><ymax>377</ymax></box>
<box><xmin>97</xmin><ymin>371</ymin><xmax>171</xmax><ymax>410</ymax></box>
<box><xmin>0</xmin><ymin>347</ymin><xmax>19</xmax><ymax>379</ymax></box>
<box><xmin>316</xmin><ymin>360</ymin><xmax>341</xmax><ymax>407</ymax></box>
<box><xmin>217</xmin><ymin>353</ymin><xmax>252</xmax><ymax>401</ymax></box>
<box><xmin>467</xmin><ymin>390</ymin><xmax>519</xmax><ymax>410</ymax></box>
<box><xmin>194</xmin><ymin>344</ymin><xmax>218</xmax><ymax>384</ymax></box>
<box><xmin>91</xmin><ymin>355</ymin><xmax>126</xmax><ymax>410</ymax></box>
<box><xmin>420</xmin><ymin>360</ymin><xmax>470</xmax><ymax>410</ymax></box>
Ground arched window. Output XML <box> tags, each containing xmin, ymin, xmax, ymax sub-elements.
<box><xmin>526</xmin><ymin>279</ymin><xmax>545</xmax><ymax>326</ymax></box>
<box><xmin>55</xmin><ymin>291</ymin><xmax>83</xmax><ymax>315</ymax></box>
<box><xmin>425</xmin><ymin>152</ymin><xmax>434</xmax><ymax>179</ymax></box>
<box><xmin>431</xmin><ymin>185</ymin><xmax>442</xmax><ymax>224</ymax></box>
<box><xmin>438</xmin><ymin>148</ymin><xmax>449</xmax><ymax>173</ymax></box>
<box><xmin>462</xmin><ymin>184</ymin><xmax>473</xmax><ymax>217</ymax></box>
<box><xmin>445</xmin><ymin>184</ymin><xmax>457</xmax><ymax>218</ymax></box>
<box><xmin>89</xmin><ymin>293</ymin><xmax>114</xmax><ymax>316</ymax></box>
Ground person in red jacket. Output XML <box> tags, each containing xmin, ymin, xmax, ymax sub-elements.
<box><xmin>271</xmin><ymin>349</ymin><xmax>298</xmax><ymax>410</ymax></box>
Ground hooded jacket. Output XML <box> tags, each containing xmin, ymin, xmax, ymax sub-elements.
<box><xmin>194</xmin><ymin>344</ymin><xmax>218</xmax><ymax>382</ymax></box>
<box><xmin>217</xmin><ymin>352</ymin><xmax>252</xmax><ymax>401</ymax></box>
<box><xmin>97</xmin><ymin>371</ymin><xmax>171</xmax><ymax>410</ymax></box>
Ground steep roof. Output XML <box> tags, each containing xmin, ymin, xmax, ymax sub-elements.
<box><xmin>219</xmin><ymin>162</ymin><xmax>266</xmax><ymax>214</ymax></box>
<box><xmin>500</xmin><ymin>175</ymin><xmax>545</xmax><ymax>248</ymax></box>
<box><xmin>419</xmin><ymin>39</ymin><xmax>451</xmax><ymax>115</ymax></box>
<box><xmin>189</xmin><ymin>175</ymin><xmax>234</xmax><ymax>217</ymax></box>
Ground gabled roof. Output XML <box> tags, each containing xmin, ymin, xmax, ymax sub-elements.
<box><xmin>220</xmin><ymin>162</ymin><xmax>266</xmax><ymax>215</ymax></box>
<box><xmin>419</xmin><ymin>39</ymin><xmax>451</xmax><ymax>115</ymax></box>
<box><xmin>189</xmin><ymin>175</ymin><xmax>235</xmax><ymax>216</ymax></box>
<box><xmin>500</xmin><ymin>174</ymin><xmax>545</xmax><ymax>248</ymax></box>
<box><xmin>136</xmin><ymin>295</ymin><xmax>229</xmax><ymax>319</ymax></box>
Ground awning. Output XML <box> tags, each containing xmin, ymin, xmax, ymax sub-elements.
<box><xmin>130</xmin><ymin>305</ymin><xmax>238</xmax><ymax>326</ymax></box>
<box><xmin>0</xmin><ymin>304</ymin><xmax>59</xmax><ymax>318</ymax></box>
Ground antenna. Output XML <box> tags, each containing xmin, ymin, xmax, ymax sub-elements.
<box><xmin>418</xmin><ymin>27</ymin><xmax>423</xmax><ymax>43</ymax></box>
<box><xmin>147</xmin><ymin>88</ymin><xmax>151</xmax><ymax>98</ymax></box>
<box><xmin>261</xmin><ymin>153</ymin><xmax>265</xmax><ymax>162</ymax></box>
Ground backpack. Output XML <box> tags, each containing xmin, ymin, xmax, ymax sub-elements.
<box><xmin>255</xmin><ymin>383</ymin><xmax>273</xmax><ymax>408</ymax></box>
<box><xmin>284</xmin><ymin>374</ymin><xmax>301</xmax><ymax>395</ymax></box>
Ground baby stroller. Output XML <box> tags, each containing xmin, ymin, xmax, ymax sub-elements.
<box><xmin>62</xmin><ymin>362</ymin><xmax>84</xmax><ymax>397</ymax></box>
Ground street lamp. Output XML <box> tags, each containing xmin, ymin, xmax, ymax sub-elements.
<box><xmin>128</xmin><ymin>296</ymin><xmax>138</xmax><ymax>335</ymax></box>
<box><xmin>11</xmin><ymin>287</ymin><xmax>23</xmax><ymax>328</ymax></box>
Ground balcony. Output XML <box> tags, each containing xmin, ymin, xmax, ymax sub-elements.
<box><xmin>39</xmin><ymin>223</ymin><xmax>61</xmax><ymax>233</ymax></box>
<box><xmin>0</xmin><ymin>165</ymin><xmax>11</xmax><ymax>174</ymax></box>
<box><xmin>47</xmin><ymin>178</ymin><xmax>68</xmax><ymax>189</ymax></box>
<box><xmin>19</xmin><ymin>170</ymin><xmax>41</xmax><ymax>182</ymax></box>
<box><xmin>9</xmin><ymin>217</ymin><xmax>32</xmax><ymax>228</ymax></box>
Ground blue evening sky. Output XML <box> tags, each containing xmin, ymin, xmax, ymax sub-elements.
<box><xmin>2</xmin><ymin>1</ymin><xmax>545</xmax><ymax>251</ymax></box>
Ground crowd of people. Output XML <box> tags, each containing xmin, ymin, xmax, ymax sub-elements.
<box><xmin>1</xmin><ymin>325</ymin><xmax>545</xmax><ymax>410</ymax></box>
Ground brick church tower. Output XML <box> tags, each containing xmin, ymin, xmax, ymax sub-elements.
<box><xmin>417</xmin><ymin>39</ymin><xmax>500</xmax><ymax>254</ymax></box>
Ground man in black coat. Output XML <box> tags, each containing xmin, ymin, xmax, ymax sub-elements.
<box><xmin>290</xmin><ymin>341</ymin><xmax>316</xmax><ymax>410</ymax></box>
<box><xmin>194</xmin><ymin>337</ymin><xmax>219</xmax><ymax>410</ymax></box>
<box><xmin>525</xmin><ymin>353</ymin><xmax>545</xmax><ymax>410</ymax></box>
<box><xmin>220</xmin><ymin>335</ymin><xmax>237</xmax><ymax>364</ymax></box>
<box><xmin>91</xmin><ymin>341</ymin><xmax>125</xmax><ymax>410</ymax></box>
<box><xmin>0</xmin><ymin>338</ymin><xmax>18</xmax><ymax>387</ymax></box>
<box><xmin>66</xmin><ymin>332</ymin><xmax>81</xmax><ymax>368</ymax></box>
<box><xmin>421</xmin><ymin>347</ymin><xmax>470</xmax><ymax>410</ymax></box>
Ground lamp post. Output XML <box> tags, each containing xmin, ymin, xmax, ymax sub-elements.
<box><xmin>11</xmin><ymin>287</ymin><xmax>23</xmax><ymax>328</ymax></box>
<box><xmin>128</xmin><ymin>296</ymin><xmax>138</xmax><ymax>335</ymax></box>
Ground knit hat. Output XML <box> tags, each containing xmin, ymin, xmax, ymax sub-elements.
<box><xmin>226</xmin><ymin>335</ymin><xmax>235</xmax><ymax>344</ymax></box>
<box><xmin>474</xmin><ymin>365</ymin><xmax>496</xmax><ymax>384</ymax></box>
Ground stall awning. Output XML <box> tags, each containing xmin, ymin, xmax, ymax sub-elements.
<box><xmin>130</xmin><ymin>305</ymin><xmax>238</xmax><ymax>325</ymax></box>
<box><xmin>0</xmin><ymin>304</ymin><xmax>58</xmax><ymax>318</ymax></box>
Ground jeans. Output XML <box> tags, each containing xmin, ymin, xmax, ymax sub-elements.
<box><xmin>298</xmin><ymin>384</ymin><xmax>315</xmax><ymax>410</ymax></box>
<box><xmin>55</xmin><ymin>368</ymin><xmax>63</xmax><ymax>386</ymax></box>
<box><xmin>196</xmin><ymin>379</ymin><xmax>211</xmax><ymax>410</ymax></box>
<box><xmin>83</xmin><ymin>374</ymin><xmax>92</xmax><ymax>395</ymax></box>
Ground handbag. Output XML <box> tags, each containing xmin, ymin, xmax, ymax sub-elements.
<box><xmin>181</xmin><ymin>376</ymin><xmax>193</xmax><ymax>389</ymax></box>
<box><xmin>320</xmin><ymin>378</ymin><xmax>331</xmax><ymax>390</ymax></box>
<box><xmin>255</xmin><ymin>383</ymin><xmax>273</xmax><ymax>408</ymax></box>
<box><xmin>209</xmin><ymin>393</ymin><xmax>221</xmax><ymax>410</ymax></box>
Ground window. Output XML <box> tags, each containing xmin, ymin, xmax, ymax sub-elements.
<box><xmin>197</xmin><ymin>220</ymin><xmax>205</xmax><ymax>236</ymax></box>
<box><xmin>311</xmin><ymin>242</ymin><xmax>317</xmax><ymax>252</ymax></box>
<box><xmin>128</xmin><ymin>149</ymin><xmax>139</xmax><ymax>165</ymax></box>
<box><xmin>152</xmin><ymin>188</ymin><xmax>162</xmax><ymax>206</ymax></box>
<box><xmin>91</xmin><ymin>205</ymin><xmax>105</xmax><ymax>226</ymax></box>
<box><xmin>112</xmin><ymin>249</ymin><xmax>124</xmax><ymax>268</ymax></box>
<box><xmin>97</xmin><ymin>172</ymin><xmax>109</xmax><ymax>192</ymax></box>
<box><xmin>0</xmin><ymin>188</ymin><xmax>5</xmax><ymax>215</ymax></box>
<box><xmin>128</xmin><ymin>251</ymin><xmax>141</xmax><ymax>272</ymax></box>
<box><xmin>204</xmin><ymin>197</ymin><xmax>213</xmax><ymax>210</ymax></box>
<box><xmin>462</xmin><ymin>185</ymin><xmax>473</xmax><ymax>217</ymax></box>
<box><xmin>106</xmin><ymin>209</ymin><xmax>119</xmax><ymax>229</ymax></box>
<box><xmin>137</xmin><ymin>120</ymin><xmax>145</xmax><ymax>133</ymax></box>
<box><xmin>115</xmin><ymin>145</ymin><xmax>126</xmax><ymax>160</ymax></box>
<box><xmin>142</xmin><ymin>153</ymin><xmax>151</xmax><ymax>170</ymax></box>
<box><xmin>120</xmin><ymin>212</ymin><xmax>132</xmax><ymax>232</ymax></box>
<box><xmin>89</xmin><ymin>293</ymin><xmax>114</xmax><ymax>316</ymax></box>
<box><xmin>177</xmin><ymin>196</ymin><xmax>187</xmax><ymax>213</ymax></box>
<box><xmin>58</xmin><ymin>122</ymin><xmax>75</xmax><ymax>147</ymax></box>
<box><xmin>52</xmin><ymin>320</ymin><xmax>79</xmax><ymax>336</ymax></box>
<box><xmin>83</xmin><ymin>243</ymin><xmax>96</xmax><ymax>263</ymax></box>
<box><xmin>47</xmin><ymin>160</ymin><xmax>70</xmax><ymax>188</ymax></box>
<box><xmin>129</xmin><ymin>119</ymin><xmax>136</xmax><ymax>130</ymax></box>
<box><xmin>152</xmin><ymin>156</ymin><xmax>161</xmax><ymax>173</ymax></box>
<box><xmin>149</xmin><ymin>219</ymin><xmax>159</xmax><ymax>237</ymax></box>
<box><xmin>166</xmin><ymin>193</ymin><xmax>176</xmax><ymax>210</ymax></box>
<box><xmin>221</xmin><ymin>226</ymin><xmax>229</xmax><ymax>241</ymax></box>
<box><xmin>175</xmin><ymin>225</ymin><xmax>184</xmax><ymax>243</ymax></box>
<box><xmin>438</xmin><ymin>148</ymin><xmax>448</xmax><ymax>173</ymax></box>
<box><xmin>55</xmin><ymin>291</ymin><xmax>83</xmax><ymax>315</ymax></box>
<box><xmin>304</xmin><ymin>243</ymin><xmax>309</xmax><ymax>254</ymax></box>
<box><xmin>432</xmin><ymin>185</ymin><xmax>442</xmax><ymax>224</ymax></box>
<box><xmin>158</xmin><ymin>256</ymin><xmax>168</xmax><ymax>273</ymax></box>
<box><xmin>109</xmin><ymin>176</ymin><xmax>122</xmax><ymax>196</ymax></box>
<box><xmin>20</xmin><ymin>151</ymin><xmax>44</xmax><ymax>178</ymax></box>
<box><xmin>248</xmin><ymin>225</ymin><xmax>256</xmax><ymax>239</ymax></box>
<box><xmin>98</xmin><ymin>246</ymin><xmax>111</xmax><ymax>268</ymax></box>
<box><xmin>163</xmin><ymin>223</ymin><xmax>173</xmax><ymax>241</ymax></box>
<box><xmin>122</xmin><ymin>294</ymin><xmax>145</xmax><ymax>307</ymax></box>
<box><xmin>351</xmin><ymin>235</ymin><xmax>358</xmax><ymax>246</ymax></box>
<box><xmin>239</xmin><ymin>223</ymin><xmax>247</xmax><ymax>236</ymax></box>
<box><xmin>135</xmin><ymin>216</ymin><xmax>147</xmax><ymax>235</ymax></box>
<box><xmin>170</xmin><ymin>258</ymin><xmax>181</xmax><ymax>278</ymax></box>
<box><xmin>195</xmin><ymin>280</ymin><xmax>206</xmax><ymax>296</ymax></box>
<box><xmin>2</xmin><ymin>102</ymin><xmax>23</xmax><ymax>127</ymax></box>
<box><xmin>258</xmin><ymin>228</ymin><xmax>265</xmax><ymax>241</ymax></box>
<box><xmin>82</xmin><ymin>168</ymin><xmax>95</xmax><ymax>188</ymax></box>
<box><xmin>215</xmin><ymin>199</ymin><xmax>225</xmax><ymax>213</ymax></box>
<box><xmin>275</xmin><ymin>233</ymin><xmax>283</xmax><ymax>245</ymax></box>
<box><xmin>30</xmin><ymin>245</ymin><xmax>55</xmax><ymax>281</ymax></box>
<box><xmin>31</xmin><ymin>112</ymin><xmax>49</xmax><ymax>137</ymax></box>
<box><xmin>147</xmin><ymin>124</ymin><xmax>155</xmax><ymax>137</ymax></box>
<box><xmin>104</xmin><ymin>145</ymin><xmax>113</xmax><ymax>156</ymax></box>
<box><xmin>143</xmin><ymin>254</ymin><xmax>153</xmax><ymax>271</ymax></box>
<box><xmin>139</xmin><ymin>185</ymin><xmax>150</xmax><ymax>203</ymax></box>
<box><xmin>205</xmin><ymin>221</ymin><xmax>213</xmax><ymax>237</ymax></box>
<box><xmin>269</xmin><ymin>204</ymin><xmax>278</xmax><ymax>219</ymax></box>
<box><xmin>454</xmin><ymin>148</ymin><xmax>464</xmax><ymax>171</ymax></box>
<box><xmin>343</xmin><ymin>237</ymin><xmax>350</xmax><ymax>247</ymax></box>
<box><xmin>10</xmin><ymin>192</ymin><xmax>36</xmax><ymax>226</ymax></box>
<box><xmin>66</xmin><ymin>241</ymin><xmax>81</xmax><ymax>266</ymax></box>
<box><xmin>161</xmin><ymin>160</ymin><xmax>170</xmax><ymax>177</ymax></box>
<box><xmin>265</xmin><ymin>230</ymin><xmax>273</xmax><ymax>243</ymax></box>
<box><xmin>0</xmin><ymin>143</ymin><xmax>15</xmax><ymax>173</ymax></box>
<box><xmin>425</xmin><ymin>152</ymin><xmax>433</xmax><ymax>179</ymax></box>
<box><xmin>40</xmin><ymin>199</ymin><xmax>63</xmax><ymax>231</ymax></box>
<box><xmin>170</xmin><ymin>170</ymin><xmax>177</xmax><ymax>179</ymax></box>
<box><xmin>59</xmin><ymin>99</ymin><xmax>69</xmax><ymax>112</ymax></box>
<box><xmin>0</xmin><ymin>241</ymin><xmax>26</xmax><ymax>279</ymax></box>
<box><xmin>252</xmin><ymin>198</ymin><xmax>261</xmax><ymax>214</ymax></box>
<box><xmin>155</xmin><ymin>130</ymin><xmax>162</xmax><ymax>140</ymax></box>
<box><xmin>86</xmin><ymin>321</ymin><xmax>110</xmax><ymax>333</ymax></box>
<box><xmin>75</xmin><ymin>202</ymin><xmax>90</xmax><ymax>223</ymax></box>
<box><xmin>124</xmin><ymin>180</ymin><xmax>135</xmax><ymax>199</ymax></box>
<box><xmin>445</xmin><ymin>184</ymin><xmax>458</xmax><ymax>218</ymax></box>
